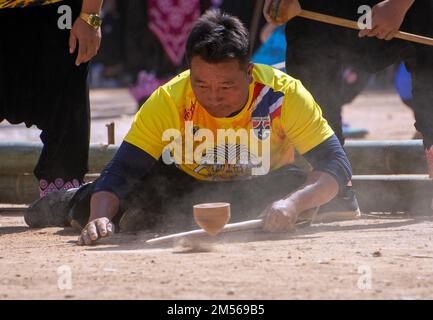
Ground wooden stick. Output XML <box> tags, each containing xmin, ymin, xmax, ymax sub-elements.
<box><xmin>146</xmin><ymin>219</ymin><xmax>264</xmax><ymax>245</ymax></box>
<box><xmin>106</xmin><ymin>122</ymin><xmax>115</xmax><ymax>145</ymax></box>
<box><xmin>298</xmin><ymin>9</ymin><xmax>433</xmax><ymax>47</ymax></box>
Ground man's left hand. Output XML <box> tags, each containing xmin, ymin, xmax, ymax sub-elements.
<box><xmin>260</xmin><ymin>199</ymin><xmax>298</xmax><ymax>232</ymax></box>
<box><xmin>77</xmin><ymin>217</ymin><xmax>114</xmax><ymax>246</ymax></box>
<box><xmin>69</xmin><ymin>18</ymin><xmax>101</xmax><ymax>66</ymax></box>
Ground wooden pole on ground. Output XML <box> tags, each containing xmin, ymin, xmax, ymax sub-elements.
<box><xmin>146</xmin><ymin>219</ymin><xmax>264</xmax><ymax>246</ymax></box>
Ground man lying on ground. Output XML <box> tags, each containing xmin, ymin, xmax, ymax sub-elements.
<box><xmin>25</xmin><ymin>10</ymin><xmax>357</xmax><ymax>245</ymax></box>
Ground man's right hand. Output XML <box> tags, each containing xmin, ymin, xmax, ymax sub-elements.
<box><xmin>259</xmin><ymin>199</ymin><xmax>299</xmax><ymax>232</ymax></box>
<box><xmin>263</xmin><ymin>0</ymin><xmax>302</xmax><ymax>25</ymax></box>
<box><xmin>78</xmin><ymin>217</ymin><xmax>115</xmax><ymax>246</ymax></box>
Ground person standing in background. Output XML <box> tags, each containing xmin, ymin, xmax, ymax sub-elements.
<box><xmin>126</xmin><ymin>0</ymin><xmax>203</xmax><ymax>106</ymax></box>
<box><xmin>264</xmin><ymin>0</ymin><xmax>433</xmax><ymax>211</ymax></box>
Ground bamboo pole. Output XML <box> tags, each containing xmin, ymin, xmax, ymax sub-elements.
<box><xmin>343</xmin><ymin>140</ymin><xmax>427</xmax><ymax>175</ymax></box>
<box><xmin>0</xmin><ymin>141</ymin><xmax>426</xmax><ymax>175</ymax></box>
<box><xmin>0</xmin><ymin>143</ymin><xmax>118</xmax><ymax>175</ymax></box>
<box><xmin>352</xmin><ymin>174</ymin><xmax>433</xmax><ymax>214</ymax></box>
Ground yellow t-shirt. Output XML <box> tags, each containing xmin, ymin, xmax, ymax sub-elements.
<box><xmin>125</xmin><ymin>64</ymin><xmax>334</xmax><ymax>181</ymax></box>
<box><xmin>0</xmin><ymin>0</ymin><xmax>62</xmax><ymax>9</ymax></box>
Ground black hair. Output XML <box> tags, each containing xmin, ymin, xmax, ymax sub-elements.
<box><xmin>186</xmin><ymin>10</ymin><xmax>251</xmax><ymax>67</ymax></box>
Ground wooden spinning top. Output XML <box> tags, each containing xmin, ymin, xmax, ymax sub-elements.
<box><xmin>193</xmin><ymin>203</ymin><xmax>231</xmax><ymax>236</ymax></box>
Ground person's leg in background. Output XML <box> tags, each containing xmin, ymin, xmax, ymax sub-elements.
<box><xmin>0</xmin><ymin>1</ymin><xmax>90</xmax><ymax>199</ymax></box>
<box><xmin>285</xmin><ymin>19</ymin><xmax>346</xmax><ymax>145</ymax></box>
<box><xmin>284</xmin><ymin>18</ymin><xmax>362</xmax><ymax>218</ymax></box>
<box><xmin>345</xmin><ymin>0</ymin><xmax>433</xmax><ymax>208</ymax></box>
<box><xmin>34</xmin><ymin>68</ymin><xmax>90</xmax><ymax>197</ymax></box>
<box><xmin>405</xmin><ymin>1</ymin><xmax>433</xmax><ymax>210</ymax></box>
<box><xmin>406</xmin><ymin>46</ymin><xmax>433</xmax><ymax>180</ymax></box>
<box><xmin>402</xmin><ymin>1</ymin><xmax>433</xmax><ymax>182</ymax></box>
<box><xmin>34</xmin><ymin>0</ymin><xmax>90</xmax><ymax>197</ymax></box>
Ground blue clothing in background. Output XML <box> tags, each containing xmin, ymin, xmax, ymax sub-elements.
<box><xmin>395</xmin><ymin>62</ymin><xmax>412</xmax><ymax>101</ymax></box>
<box><xmin>252</xmin><ymin>26</ymin><xmax>286</xmax><ymax>68</ymax></box>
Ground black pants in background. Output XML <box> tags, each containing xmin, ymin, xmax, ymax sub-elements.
<box><xmin>69</xmin><ymin>162</ymin><xmax>307</xmax><ymax>231</ymax></box>
<box><xmin>285</xmin><ymin>1</ymin><xmax>433</xmax><ymax>149</ymax></box>
<box><xmin>0</xmin><ymin>0</ymin><xmax>90</xmax><ymax>185</ymax></box>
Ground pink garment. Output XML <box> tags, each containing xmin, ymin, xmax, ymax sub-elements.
<box><xmin>39</xmin><ymin>178</ymin><xmax>81</xmax><ymax>198</ymax></box>
<box><xmin>147</xmin><ymin>0</ymin><xmax>200</xmax><ymax>66</ymax></box>
<box><xmin>129</xmin><ymin>71</ymin><xmax>171</xmax><ymax>103</ymax></box>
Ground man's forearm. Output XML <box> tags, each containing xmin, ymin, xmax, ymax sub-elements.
<box><xmin>87</xmin><ymin>142</ymin><xmax>157</xmax><ymax>223</ymax></box>
<box><xmin>285</xmin><ymin>171</ymin><xmax>339</xmax><ymax>213</ymax></box>
<box><xmin>81</xmin><ymin>0</ymin><xmax>103</xmax><ymax>14</ymax></box>
<box><xmin>89</xmin><ymin>191</ymin><xmax>119</xmax><ymax>222</ymax></box>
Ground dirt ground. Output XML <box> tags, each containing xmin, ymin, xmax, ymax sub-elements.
<box><xmin>1</xmin><ymin>89</ymin><xmax>432</xmax><ymax>300</ymax></box>
<box><xmin>1</xmin><ymin>212</ymin><xmax>433</xmax><ymax>299</ymax></box>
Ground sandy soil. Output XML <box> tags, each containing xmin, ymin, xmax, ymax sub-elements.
<box><xmin>1</xmin><ymin>212</ymin><xmax>433</xmax><ymax>300</ymax></box>
<box><xmin>1</xmin><ymin>89</ymin><xmax>431</xmax><ymax>300</ymax></box>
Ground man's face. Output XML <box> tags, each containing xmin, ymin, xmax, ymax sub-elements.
<box><xmin>190</xmin><ymin>56</ymin><xmax>253</xmax><ymax>118</ymax></box>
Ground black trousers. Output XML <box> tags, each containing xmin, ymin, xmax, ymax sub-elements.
<box><xmin>0</xmin><ymin>0</ymin><xmax>90</xmax><ymax>182</ymax></box>
<box><xmin>69</xmin><ymin>162</ymin><xmax>308</xmax><ymax>230</ymax></box>
<box><xmin>285</xmin><ymin>2</ymin><xmax>433</xmax><ymax>149</ymax></box>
